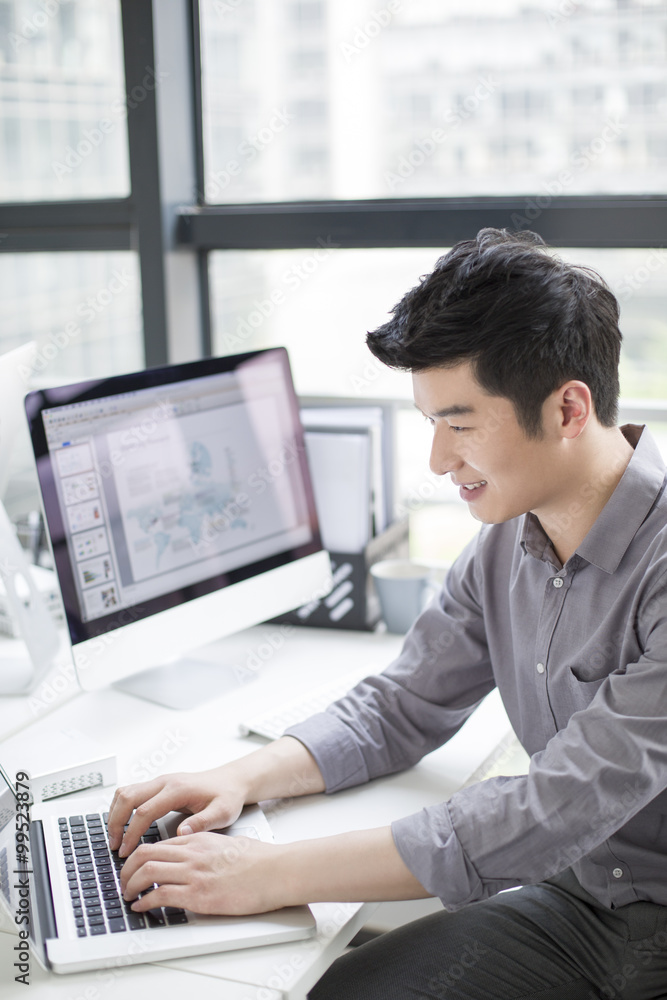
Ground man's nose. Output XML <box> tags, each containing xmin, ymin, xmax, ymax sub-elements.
<box><xmin>429</xmin><ymin>427</ymin><xmax>463</xmax><ymax>477</ymax></box>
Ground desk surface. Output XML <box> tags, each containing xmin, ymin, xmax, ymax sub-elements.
<box><xmin>0</xmin><ymin>624</ymin><xmax>523</xmax><ymax>999</ymax></box>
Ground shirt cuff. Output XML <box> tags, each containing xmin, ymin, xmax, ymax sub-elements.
<box><xmin>285</xmin><ymin>712</ymin><xmax>371</xmax><ymax>793</ymax></box>
<box><xmin>391</xmin><ymin>806</ymin><xmax>484</xmax><ymax>910</ymax></box>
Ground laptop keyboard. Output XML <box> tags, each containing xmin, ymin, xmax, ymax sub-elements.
<box><xmin>58</xmin><ymin>811</ymin><xmax>188</xmax><ymax>937</ymax></box>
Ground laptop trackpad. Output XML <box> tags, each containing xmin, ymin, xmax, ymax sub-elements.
<box><xmin>159</xmin><ymin>804</ymin><xmax>273</xmax><ymax>843</ymax></box>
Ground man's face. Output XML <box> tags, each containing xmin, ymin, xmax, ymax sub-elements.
<box><xmin>412</xmin><ymin>363</ymin><xmax>566</xmax><ymax>525</ymax></box>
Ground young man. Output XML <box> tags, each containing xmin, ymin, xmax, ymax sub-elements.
<box><xmin>108</xmin><ymin>229</ymin><xmax>667</xmax><ymax>999</ymax></box>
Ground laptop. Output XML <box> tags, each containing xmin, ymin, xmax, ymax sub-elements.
<box><xmin>0</xmin><ymin>766</ymin><xmax>316</xmax><ymax>975</ymax></box>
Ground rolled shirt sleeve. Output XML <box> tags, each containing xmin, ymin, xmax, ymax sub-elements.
<box><xmin>287</xmin><ymin>530</ymin><xmax>497</xmax><ymax>792</ymax></box>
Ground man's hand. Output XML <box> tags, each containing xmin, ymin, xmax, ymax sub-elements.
<box><xmin>119</xmin><ymin>825</ymin><xmax>431</xmax><ymax>916</ymax></box>
<box><xmin>120</xmin><ymin>833</ymin><xmax>286</xmax><ymax>916</ymax></box>
<box><xmin>107</xmin><ymin>767</ymin><xmax>247</xmax><ymax>857</ymax></box>
<box><xmin>107</xmin><ymin>737</ymin><xmax>326</xmax><ymax>857</ymax></box>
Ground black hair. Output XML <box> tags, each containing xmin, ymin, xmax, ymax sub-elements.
<box><xmin>366</xmin><ymin>228</ymin><xmax>621</xmax><ymax>436</ymax></box>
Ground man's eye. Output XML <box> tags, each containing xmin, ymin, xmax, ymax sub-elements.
<box><xmin>450</xmin><ymin>425</ymin><xmax>468</xmax><ymax>433</ymax></box>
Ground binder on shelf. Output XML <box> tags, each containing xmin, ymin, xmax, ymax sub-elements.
<box><xmin>271</xmin><ymin>401</ymin><xmax>406</xmax><ymax>630</ymax></box>
<box><xmin>300</xmin><ymin>403</ymin><xmax>392</xmax><ymax>538</ymax></box>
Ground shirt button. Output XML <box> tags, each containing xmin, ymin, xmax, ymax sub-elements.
<box><xmin>612</xmin><ymin>868</ymin><xmax>623</xmax><ymax>879</ymax></box>
<box><xmin>536</xmin><ymin>662</ymin><xmax>545</xmax><ymax>674</ymax></box>
<box><xmin>553</xmin><ymin>577</ymin><xmax>564</xmax><ymax>588</ymax></box>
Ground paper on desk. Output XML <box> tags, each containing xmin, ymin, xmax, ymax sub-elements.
<box><xmin>305</xmin><ymin>431</ymin><xmax>372</xmax><ymax>552</ymax></box>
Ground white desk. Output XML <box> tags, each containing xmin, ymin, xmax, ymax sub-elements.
<box><xmin>0</xmin><ymin>624</ymin><xmax>525</xmax><ymax>999</ymax></box>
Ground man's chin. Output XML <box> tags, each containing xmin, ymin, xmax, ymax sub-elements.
<box><xmin>468</xmin><ymin>506</ymin><xmax>517</xmax><ymax>526</ymax></box>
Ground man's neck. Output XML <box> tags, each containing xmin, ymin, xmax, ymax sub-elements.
<box><xmin>536</xmin><ymin>425</ymin><xmax>636</xmax><ymax>566</ymax></box>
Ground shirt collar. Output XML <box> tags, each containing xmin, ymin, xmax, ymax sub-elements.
<box><xmin>520</xmin><ymin>425</ymin><xmax>666</xmax><ymax>574</ymax></box>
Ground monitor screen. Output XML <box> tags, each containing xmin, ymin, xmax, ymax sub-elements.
<box><xmin>25</xmin><ymin>348</ymin><xmax>330</xmax><ymax>703</ymax></box>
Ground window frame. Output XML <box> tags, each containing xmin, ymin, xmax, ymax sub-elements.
<box><xmin>0</xmin><ymin>0</ymin><xmax>666</xmax><ymax>376</ymax></box>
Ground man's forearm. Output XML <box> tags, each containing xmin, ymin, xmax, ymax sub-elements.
<box><xmin>275</xmin><ymin>826</ymin><xmax>432</xmax><ymax>905</ymax></box>
<box><xmin>230</xmin><ymin>735</ymin><xmax>326</xmax><ymax>804</ymax></box>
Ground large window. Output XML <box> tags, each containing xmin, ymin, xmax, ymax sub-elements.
<box><xmin>0</xmin><ymin>0</ymin><xmax>129</xmax><ymax>201</ymax></box>
<box><xmin>199</xmin><ymin>0</ymin><xmax>667</xmax><ymax>202</ymax></box>
<box><xmin>2</xmin><ymin>0</ymin><xmax>667</xmax><ymax>562</ymax></box>
<box><xmin>0</xmin><ymin>251</ymin><xmax>142</xmax><ymax>381</ymax></box>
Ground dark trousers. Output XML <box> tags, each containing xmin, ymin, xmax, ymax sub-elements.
<box><xmin>308</xmin><ymin>870</ymin><xmax>667</xmax><ymax>999</ymax></box>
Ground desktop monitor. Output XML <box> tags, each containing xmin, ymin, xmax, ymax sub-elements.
<box><xmin>25</xmin><ymin>348</ymin><xmax>332</xmax><ymax>708</ymax></box>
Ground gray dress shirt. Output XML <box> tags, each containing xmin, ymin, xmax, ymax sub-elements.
<box><xmin>287</xmin><ymin>425</ymin><xmax>667</xmax><ymax>911</ymax></box>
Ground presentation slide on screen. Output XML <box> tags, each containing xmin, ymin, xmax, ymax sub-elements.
<box><xmin>106</xmin><ymin>399</ymin><xmax>301</xmax><ymax>584</ymax></box>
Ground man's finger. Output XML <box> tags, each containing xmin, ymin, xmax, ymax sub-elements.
<box><xmin>119</xmin><ymin>841</ymin><xmax>186</xmax><ymax>889</ymax></box>
<box><xmin>107</xmin><ymin>779</ymin><xmax>167</xmax><ymax>849</ymax></box>
<box><xmin>123</xmin><ymin>859</ymin><xmax>188</xmax><ymax>901</ymax></box>
<box><xmin>117</xmin><ymin>788</ymin><xmax>183</xmax><ymax>855</ymax></box>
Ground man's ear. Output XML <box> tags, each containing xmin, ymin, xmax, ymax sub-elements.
<box><xmin>556</xmin><ymin>381</ymin><xmax>592</xmax><ymax>439</ymax></box>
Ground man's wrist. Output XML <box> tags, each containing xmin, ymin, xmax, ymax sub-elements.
<box><xmin>223</xmin><ymin>736</ymin><xmax>326</xmax><ymax>806</ymax></box>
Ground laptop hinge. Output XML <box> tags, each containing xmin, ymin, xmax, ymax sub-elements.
<box><xmin>30</xmin><ymin>819</ymin><xmax>58</xmax><ymax>957</ymax></box>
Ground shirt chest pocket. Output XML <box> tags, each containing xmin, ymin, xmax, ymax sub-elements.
<box><xmin>568</xmin><ymin>628</ymin><xmax>641</xmax><ymax>686</ymax></box>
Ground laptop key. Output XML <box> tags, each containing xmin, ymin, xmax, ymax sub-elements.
<box><xmin>90</xmin><ymin>924</ymin><xmax>107</xmax><ymax>935</ymax></box>
<box><xmin>88</xmin><ymin>914</ymin><xmax>105</xmax><ymax>925</ymax></box>
<box><xmin>106</xmin><ymin>908</ymin><xmax>123</xmax><ymax>919</ymax></box>
<box><xmin>145</xmin><ymin>909</ymin><xmax>166</xmax><ymax>927</ymax></box>
<box><xmin>77</xmin><ymin>927</ymin><xmax>87</xmax><ymax>937</ymax></box>
<box><xmin>126</xmin><ymin>912</ymin><xmax>146</xmax><ymax>930</ymax></box>
<box><xmin>108</xmin><ymin>917</ymin><xmax>126</xmax><ymax>933</ymax></box>
<box><xmin>165</xmin><ymin>911</ymin><xmax>188</xmax><ymax>925</ymax></box>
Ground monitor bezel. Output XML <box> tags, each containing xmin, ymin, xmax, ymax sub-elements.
<box><xmin>26</xmin><ymin>348</ymin><xmax>323</xmax><ymax>647</ymax></box>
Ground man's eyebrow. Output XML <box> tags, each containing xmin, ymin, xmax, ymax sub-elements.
<box><xmin>414</xmin><ymin>403</ymin><xmax>476</xmax><ymax>419</ymax></box>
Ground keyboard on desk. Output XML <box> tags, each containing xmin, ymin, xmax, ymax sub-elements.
<box><xmin>239</xmin><ymin>669</ymin><xmax>368</xmax><ymax>740</ymax></box>
<box><xmin>59</xmin><ymin>811</ymin><xmax>188</xmax><ymax>937</ymax></box>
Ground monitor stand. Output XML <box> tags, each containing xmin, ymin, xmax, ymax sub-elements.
<box><xmin>113</xmin><ymin>657</ymin><xmax>246</xmax><ymax>710</ymax></box>
<box><xmin>0</xmin><ymin>499</ymin><xmax>60</xmax><ymax>695</ymax></box>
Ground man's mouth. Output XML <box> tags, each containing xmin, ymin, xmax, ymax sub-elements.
<box><xmin>458</xmin><ymin>479</ymin><xmax>487</xmax><ymax>502</ymax></box>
